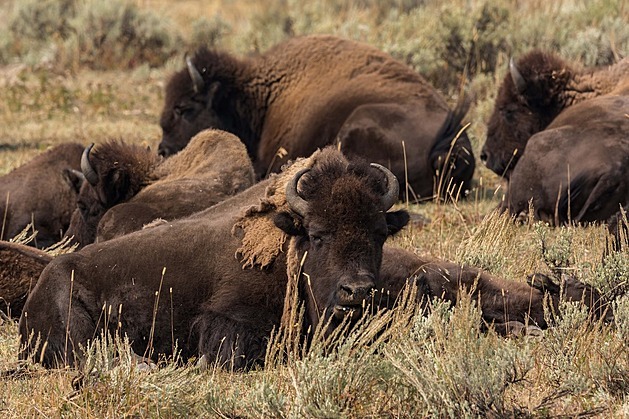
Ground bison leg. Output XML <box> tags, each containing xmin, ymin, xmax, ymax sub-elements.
<box><xmin>193</xmin><ymin>310</ymin><xmax>270</xmax><ymax>371</ymax></box>
<box><xmin>19</xmin><ymin>262</ymin><xmax>98</xmax><ymax>368</ymax></box>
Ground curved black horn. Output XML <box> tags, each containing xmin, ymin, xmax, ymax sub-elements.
<box><xmin>370</xmin><ymin>163</ymin><xmax>399</xmax><ymax>211</ymax></box>
<box><xmin>285</xmin><ymin>168</ymin><xmax>310</xmax><ymax>217</ymax></box>
<box><xmin>186</xmin><ymin>55</ymin><xmax>204</xmax><ymax>93</ymax></box>
<box><xmin>509</xmin><ymin>57</ymin><xmax>526</xmax><ymax>94</ymax></box>
<box><xmin>81</xmin><ymin>143</ymin><xmax>98</xmax><ymax>186</ymax></box>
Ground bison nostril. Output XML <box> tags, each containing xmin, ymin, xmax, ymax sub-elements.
<box><xmin>158</xmin><ymin>146</ymin><xmax>170</xmax><ymax>157</ymax></box>
<box><xmin>340</xmin><ymin>285</ymin><xmax>355</xmax><ymax>297</ymax></box>
<box><xmin>480</xmin><ymin>151</ymin><xmax>488</xmax><ymax>162</ymax></box>
<box><xmin>340</xmin><ymin>282</ymin><xmax>375</xmax><ymax>301</ymax></box>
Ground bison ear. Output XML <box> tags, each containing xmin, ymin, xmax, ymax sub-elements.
<box><xmin>273</xmin><ymin>211</ymin><xmax>305</xmax><ymax>236</ymax></box>
<box><xmin>63</xmin><ymin>168</ymin><xmax>85</xmax><ymax>193</ymax></box>
<box><xmin>385</xmin><ymin>210</ymin><xmax>409</xmax><ymax>236</ymax></box>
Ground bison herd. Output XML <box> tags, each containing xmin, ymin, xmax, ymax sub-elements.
<box><xmin>1</xmin><ymin>35</ymin><xmax>626</xmax><ymax>370</ymax></box>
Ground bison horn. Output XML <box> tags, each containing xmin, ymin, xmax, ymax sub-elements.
<box><xmin>186</xmin><ymin>55</ymin><xmax>204</xmax><ymax>93</ymax></box>
<box><xmin>81</xmin><ymin>143</ymin><xmax>98</xmax><ymax>186</ymax></box>
<box><xmin>285</xmin><ymin>168</ymin><xmax>310</xmax><ymax>217</ymax></box>
<box><xmin>370</xmin><ymin>163</ymin><xmax>399</xmax><ymax>211</ymax></box>
<box><xmin>509</xmin><ymin>57</ymin><xmax>526</xmax><ymax>94</ymax></box>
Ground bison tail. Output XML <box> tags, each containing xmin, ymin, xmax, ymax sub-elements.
<box><xmin>429</xmin><ymin>95</ymin><xmax>475</xmax><ymax>200</ymax></box>
<box><xmin>557</xmin><ymin>172</ymin><xmax>622</xmax><ymax>225</ymax></box>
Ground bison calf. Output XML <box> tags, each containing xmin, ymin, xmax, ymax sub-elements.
<box><xmin>380</xmin><ymin>247</ymin><xmax>614</xmax><ymax>334</ymax></box>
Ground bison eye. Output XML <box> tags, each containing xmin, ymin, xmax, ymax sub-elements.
<box><xmin>309</xmin><ymin>234</ymin><xmax>323</xmax><ymax>248</ymax></box>
<box><xmin>174</xmin><ymin>105</ymin><xmax>197</xmax><ymax>122</ymax></box>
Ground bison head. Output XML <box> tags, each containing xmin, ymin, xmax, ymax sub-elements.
<box><xmin>528</xmin><ymin>273</ymin><xmax>614</xmax><ymax>323</ymax></box>
<box><xmin>65</xmin><ymin>142</ymin><xmax>158</xmax><ymax>247</ymax></box>
<box><xmin>159</xmin><ymin>53</ymin><xmax>230</xmax><ymax>157</ymax></box>
<box><xmin>273</xmin><ymin>150</ymin><xmax>409</xmax><ymax>333</ymax></box>
<box><xmin>482</xmin><ymin>51</ymin><xmax>572</xmax><ymax>178</ymax></box>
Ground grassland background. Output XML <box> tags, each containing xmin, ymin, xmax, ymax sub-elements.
<box><xmin>0</xmin><ymin>0</ymin><xmax>627</xmax><ymax>417</ymax></box>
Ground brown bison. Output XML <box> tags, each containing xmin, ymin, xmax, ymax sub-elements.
<box><xmin>0</xmin><ymin>241</ymin><xmax>52</xmax><ymax>317</ymax></box>
<box><xmin>482</xmin><ymin>50</ymin><xmax>628</xmax><ymax>177</ymax></box>
<box><xmin>503</xmin><ymin>94</ymin><xmax>628</xmax><ymax>224</ymax></box>
<box><xmin>0</xmin><ymin>143</ymin><xmax>84</xmax><ymax>248</ymax></box>
<box><xmin>159</xmin><ymin>34</ymin><xmax>475</xmax><ymax>201</ymax></box>
<box><xmin>19</xmin><ymin>147</ymin><xmax>410</xmax><ymax>368</ymax></box>
<box><xmin>65</xmin><ymin>129</ymin><xmax>254</xmax><ymax>247</ymax></box>
<box><xmin>380</xmin><ymin>247</ymin><xmax>614</xmax><ymax>335</ymax></box>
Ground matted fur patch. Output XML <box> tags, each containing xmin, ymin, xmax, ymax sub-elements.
<box><xmin>232</xmin><ymin>152</ymin><xmax>319</xmax><ymax>269</ymax></box>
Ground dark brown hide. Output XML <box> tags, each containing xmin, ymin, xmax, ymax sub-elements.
<box><xmin>380</xmin><ymin>247</ymin><xmax>614</xmax><ymax>333</ymax></box>
<box><xmin>527</xmin><ymin>273</ymin><xmax>614</xmax><ymax>324</ymax></box>
<box><xmin>0</xmin><ymin>241</ymin><xmax>51</xmax><ymax>317</ymax></box>
<box><xmin>19</xmin><ymin>147</ymin><xmax>408</xmax><ymax>369</ymax></box>
<box><xmin>65</xmin><ymin>129</ymin><xmax>254</xmax><ymax>247</ymax></box>
<box><xmin>482</xmin><ymin>50</ymin><xmax>629</xmax><ymax>177</ymax></box>
<box><xmin>504</xmin><ymin>95</ymin><xmax>629</xmax><ymax>224</ymax></box>
<box><xmin>607</xmin><ymin>206</ymin><xmax>628</xmax><ymax>252</ymax></box>
<box><xmin>159</xmin><ymin>35</ymin><xmax>474</xmax><ymax>201</ymax></box>
<box><xmin>0</xmin><ymin>143</ymin><xmax>83</xmax><ymax>248</ymax></box>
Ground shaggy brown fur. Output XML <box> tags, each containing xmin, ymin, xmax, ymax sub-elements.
<box><xmin>503</xmin><ymin>94</ymin><xmax>629</xmax><ymax>224</ymax></box>
<box><xmin>232</xmin><ymin>154</ymin><xmax>317</xmax><ymax>269</ymax></box>
<box><xmin>0</xmin><ymin>241</ymin><xmax>51</xmax><ymax>317</ymax></box>
<box><xmin>159</xmin><ymin>34</ymin><xmax>475</xmax><ymax>201</ymax></box>
<box><xmin>482</xmin><ymin>50</ymin><xmax>629</xmax><ymax>177</ymax></box>
<box><xmin>19</xmin><ymin>147</ymin><xmax>408</xmax><ymax>369</ymax></box>
<box><xmin>66</xmin><ymin>129</ymin><xmax>255</xmax><ymax>247</ymax></box>
<box><xmin>0</xmin><ymin>143</ymin><xmax>84</xmax><ymax>248</ymax></box>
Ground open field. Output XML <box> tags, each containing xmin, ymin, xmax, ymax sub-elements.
<box><xmin>0</xmin><ymin>0</ymin><xmax>627</xmax><ymax>417</ymax></box>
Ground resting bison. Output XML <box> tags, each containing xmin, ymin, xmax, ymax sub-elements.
<box><xmin>19</xmin><ymin>147</ymin><xmax>410</xmax><ymax>368</ymax></box>
<box><xmin>0</xmin><ymin>143</ymin><xmax>84</xmax><ymax>248</ymax></box>
<box><xmin>503</xmin><ymin>94</ymin><xmax>628</xmax><ymax>224</ymax></box>
<box><xmin>65</xmin><ymin>129</ymin><xmax>254</xmax><ymax>248</ymax></box>
<box><xmin>159</xmin><ymin>34</ymin><xmax>475</xmax><ymax>201</ymax></box>
<box><xmin>0</xmin><ymin>241</ymin><xmax>52</xmax><ymax>317</ymax></box>
<box><xmin>482</xmin><ymin>50</ymin><xmax>629</xmax><ymax>177</ymax></box>
<box><xmin>380</xmin><ymin>247</ymin><xmax>614</xmax><ymax>334</ymax></box>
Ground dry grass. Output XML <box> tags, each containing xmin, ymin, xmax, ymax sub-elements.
<box><xmin>0</xmin><ymin>0</ymin><xmax>627</xmax><ymax>417</ymax></box>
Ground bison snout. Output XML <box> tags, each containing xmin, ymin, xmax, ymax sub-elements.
<box><xmin>157</xmin><ymin>143</ymin><xmax>174</xmax><ymax>157</ymax></box>
<box><xmin>338</xmin><ymin>275</ymin><xmax>376</xmax><ymax>303</ymax></box>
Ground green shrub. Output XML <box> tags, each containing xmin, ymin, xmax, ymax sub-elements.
<box><xmin>67</xmin><ymin>0</ymin><xmax>180</xmax><ymax>70</ymax></box>
<box><xmin>2</xmin><ymin>0</ymin><xmax>181</xmax><ymax>70</ymax></box>
<box><xmin>387</xmin><ymin>296</ymin><xmax>532</xmax><ymax>417</ymax></box>
<box><xmin>189</xmin><ymin>15</ymin><xmax>231</xmax><ymax>50</ymax></box>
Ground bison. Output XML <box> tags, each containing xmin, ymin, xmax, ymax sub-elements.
<box><xmin>380</xmin><ymin>247</ymin><xmax>614</xmax><ymax>335</ymax></box>
<box><xmin>482</xmin><ymin>50</ymin><xmax>628</xmax><ymax>177</ymax></box>
<box><xmin>0</xmin><ymin>143</ymin><xmax>84</xmax><ymax>248</ymax></box>
<box><xmin>0</xmin><ymin>240</ymin><xmax>52</xmax><ymax>317</ymax></box>
<box><xmin>65</xmin><ymin>129</ymin><xmax>255</xmax><ymax>248</ymax></box>
<box><xmin>502</xmin><ymin>94</ymin><xmax>628</xmax><ymax>224</ymax></box>
<box><xmin>19</xmin><ymin>147</ymin><xmax>410</xmax><ymax>369</ymax></box>
<box><xmin>159</xmin><ymin>34</ymin><xmax>475</xmax><ymax>201</ymax></box>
